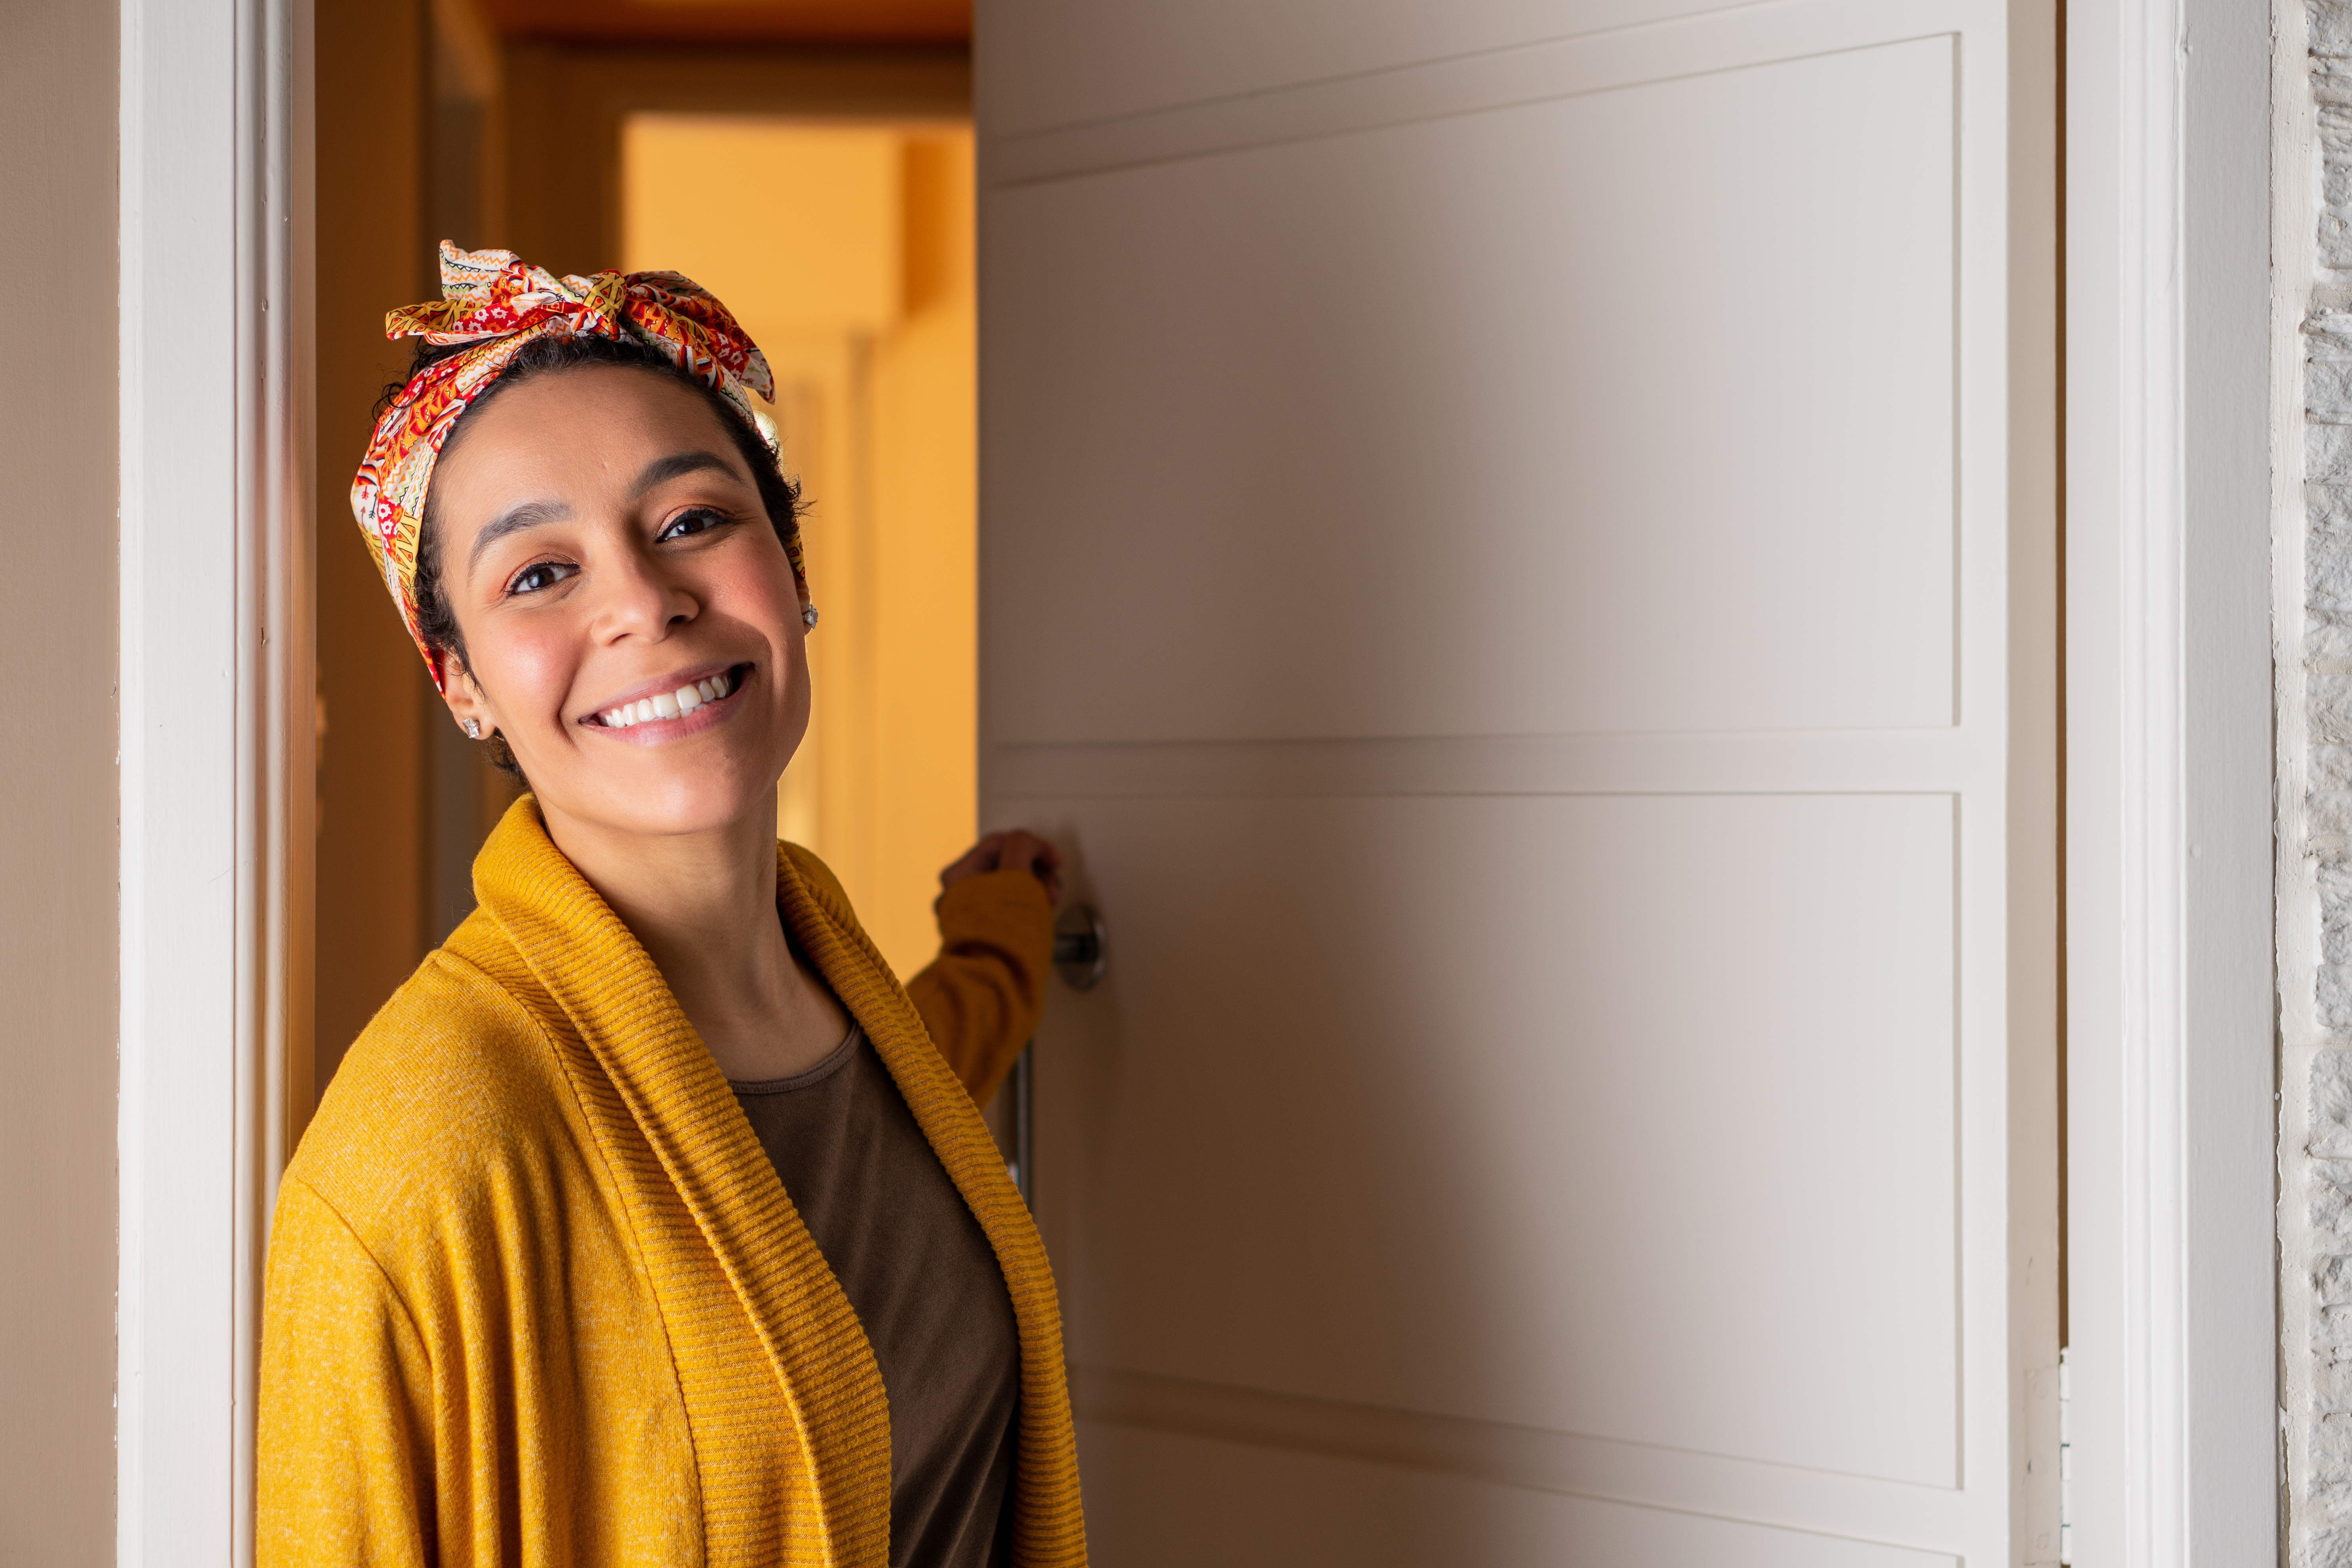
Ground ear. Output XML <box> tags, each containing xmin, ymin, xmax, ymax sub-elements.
<box><xmin>438</xmin><ymin>656</ymin><xmax>496</xmax><ymax>740</ymax></box>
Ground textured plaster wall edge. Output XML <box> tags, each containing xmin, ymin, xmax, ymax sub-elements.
<box><xmin>2289</xmin><ymin>2</ymin><xmax>2344</xmax><ymax>1560</ymax></box>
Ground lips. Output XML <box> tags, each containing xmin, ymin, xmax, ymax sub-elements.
<box><xmin>585</xmin><ymin>662</ymin><xmax>749</xmax><ymax>730</ymax></box>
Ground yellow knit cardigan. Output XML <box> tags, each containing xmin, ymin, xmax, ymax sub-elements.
<box><xmin>258</xmin><ymin>799</ymin><xmax>1088</xmax><ymax>1567</ymax></box>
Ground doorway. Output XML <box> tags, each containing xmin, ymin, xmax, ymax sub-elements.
<box><xmin>91</xmin><ymin>0</ymin><xmax>2280</xmax><ymax>1557</ymax></box>
<box><xmin>310</xmin><ymin>3</ymin><xmax>975</xmax><ymax>1089</ymax></box>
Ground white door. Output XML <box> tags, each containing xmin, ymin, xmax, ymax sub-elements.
<box><xmin>977</xmin><ymin>0</ymin><xmax>2057</xmax><ymax>1561</ymax></box>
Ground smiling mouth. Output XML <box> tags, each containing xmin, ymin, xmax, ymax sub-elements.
<box><xmin>588</xmin><ymin>663</ymin><xmax>751</xmax><ymax>729</ymax></box>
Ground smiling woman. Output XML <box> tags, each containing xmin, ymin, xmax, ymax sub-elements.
<box><xmin>258</xmin><ymin>246</ymin><xmax>1088</xmax><ymax>1567</ymax></box>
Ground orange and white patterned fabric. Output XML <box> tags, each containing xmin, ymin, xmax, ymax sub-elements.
<box><xmin>352</xmin><ymin>241</ymin><xmax>789</xmax><ymax>691</ymax></box>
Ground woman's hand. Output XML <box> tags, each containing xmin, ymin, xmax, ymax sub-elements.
<box><xmin>937</xmin><ymin>829</ymin><xmax>1063</xmax><ymax>908</ymax></box>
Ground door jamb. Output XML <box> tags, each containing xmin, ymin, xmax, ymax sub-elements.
<box><xmin>116</xmin><ymin>0</ymin><xmax>313</xmax><ymax>1560</ymax></box>
<box><xmin>2062</xmin><ymin>0</ymin><xmax>2279</xmax><ymax>1561</ymax></box>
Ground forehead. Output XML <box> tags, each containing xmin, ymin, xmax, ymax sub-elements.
<box><xmin>435</xmin><ymin>364</ymin><xmax>750</xmax><ymax>506</ymax></box>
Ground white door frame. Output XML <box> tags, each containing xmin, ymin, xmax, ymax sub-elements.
<box><xmin>110</xmin><ymin>0</ymin><xmax>2278</xmax><ymax>1560</ymax></box>
<box><xmin>117</xmin><ymin>0</ymin><xmax>312</xmax><ymax>1560</ymax></box>
<box><xmin>2063</xmin><ymin>0</ymin><xmax>2279</xmax><ymax>1562</ymax></box>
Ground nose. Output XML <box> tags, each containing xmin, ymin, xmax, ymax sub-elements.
<box><xmin>590</xmin><ymin>542</ymin><xmax>697</xmax><ymax>644</ymax></box>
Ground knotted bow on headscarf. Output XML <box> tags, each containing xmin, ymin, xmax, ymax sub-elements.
<box><xmin>351</xmin><ymin>241</ymin><xmax>789</xmax><ymax>692</ymax></box>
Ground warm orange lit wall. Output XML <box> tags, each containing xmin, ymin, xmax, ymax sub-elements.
<box><xmin>316</xmin><ymin>0</ymin><xmax>433</xmax><ymax>1085</ymax></box>
<box><xmin>624</xmin><ymin>120</ymin><xmax>976</xmax><ymax>980</ymax></box>
<box><xmin>867</xmin><ymin>136</ymin><xmax>978</xmax><ymax>974</ymax></box>
<box><xmin>1</xmin><ymin>6</ymin><xmax>119</xmax><ymax>1556</ymax></box>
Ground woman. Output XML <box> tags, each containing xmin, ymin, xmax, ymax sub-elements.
<box><xmin>259</xmin><ymin>244</ymin><xmax>1087</xmax><ymax>1568</ymax></box>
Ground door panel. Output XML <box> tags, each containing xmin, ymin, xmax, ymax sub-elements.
<box><xmin>987</xmin><ymin>35</ymin><xmax>1958</xmax><ymax>743</ymax></box>
<box><xmin>980</xmin><ymin>0</ymin><xmax>2053</xmax><ymax>1557</ymax></box>
<box><xmin>1008</xmin><ymin>791</ymin><xmax>1960</xmax><ymax>1487</ymax></box>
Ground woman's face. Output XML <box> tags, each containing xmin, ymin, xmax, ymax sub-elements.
<box><xmin>429</xmin><ymin>364</ymin><xmax>809</xmax><ymax>842</ymax></box>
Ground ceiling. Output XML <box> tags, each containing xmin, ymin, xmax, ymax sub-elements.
<box><xmin>477</xmin><ymin>0</ymin><xmax>970</xmax><ymax>47</ymax></box>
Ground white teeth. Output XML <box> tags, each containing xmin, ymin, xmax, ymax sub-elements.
<box><xmin>600</xmin><ymin>671</ymin><xmax>735</xmax><ymax>728</ymax></box>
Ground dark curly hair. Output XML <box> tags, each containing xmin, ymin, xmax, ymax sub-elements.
<box><xmin>380</xmin><ymin>332</ymin><xmax>805</xmax><ymax>780</ymax></box>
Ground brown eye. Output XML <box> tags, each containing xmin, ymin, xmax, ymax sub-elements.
<box><xmin>657</xmin><ymin>507</ymin><xmax>731</xmax><ymax>543</ymax></box>
<box><xmin>507</xmin><ymin>560</ymin><xmax>576</xmax><ymax>596</ymax></box>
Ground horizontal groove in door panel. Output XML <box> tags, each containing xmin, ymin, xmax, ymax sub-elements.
<box><xmin>1073</xmin><ymin>1365</ymin><xmax>1972</xmax><ymax>1551</ymax></box>
<box><xmin>985</xmin><ymin>0</ymin><xmax>1975</xmax><ymax>186</ymax></box>
<box><xmin>979</xmin><ymin>0</ymin><xmax>1746</xmax><ymax>143</ymax></box>
<box><xmin>986</xmin><ymin>729</ymin><xmax>1993</xmax><ymax>800</ymax></box>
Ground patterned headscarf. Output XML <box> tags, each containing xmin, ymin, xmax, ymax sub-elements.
<box><xmin>352</xmin><ymin>241</ymin><xmax>793</xmax><ymax>691</ymax></box>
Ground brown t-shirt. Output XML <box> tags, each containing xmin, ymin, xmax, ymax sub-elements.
<box><xmin>732</xmin><ymin>1023</ymin><xmax>1020</xmax><ymax>1568</ymax></box>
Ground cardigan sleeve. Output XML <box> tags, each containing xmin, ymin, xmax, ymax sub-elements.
<box><xmin>257</xmin><ymin>1178</ymin><xmax>434</xmax><ymax>1568</ymax></box>
<box><xmin>905</xmin><ymin>867</ymin><xmax>1055</xmax><ymax>1106</ymax></box>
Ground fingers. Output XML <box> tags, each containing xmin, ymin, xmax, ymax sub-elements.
<box><xmin>995</xmin><ymin>830</ymin><xmax>1047</xmax><ymax>871</ymax></box>
<box><xmin>937</xmin><ymin>829</ymin><xmax>1065</xmax><ymax>905</ymax></box>
<box><xmin>995</xmin><ymin>830</ymin><xmax>1064</xmax><ymax>907</ymax></box>
<box><xmin>937</xmin><ymin>832</ymin><xmax>1007</xmax><ymax>890</ymax></box>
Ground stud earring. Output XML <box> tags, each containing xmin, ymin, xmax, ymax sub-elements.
<box><xmin>802</xmin><ymin>605</ymin><xmax>821</xmax><ymax>628</ymax></box>
<box><xmin>462</xmin><ymin>718</ymin><xmax>481</xmax><ymax>739</ymax></box>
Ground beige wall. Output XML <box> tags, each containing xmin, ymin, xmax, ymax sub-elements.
<box><xmin>0</xmin><ymin>4</ymin><xmax>119</xmax><ymax>1561</ymax></box>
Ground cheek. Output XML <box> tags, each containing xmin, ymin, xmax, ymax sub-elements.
<box><xmin>468</xmin><ymin>612</ymin><xmax>582</xmax><ymax>727</ymax></box>
<box><xmin>731</xmin><ymin>540</ymin><xmax>802</xmax><ymax>616</ymax></box>
<box><xmin>709</xmin><ymin>538</ymin><xmax>806</xmax><ymax>644</ymax></box>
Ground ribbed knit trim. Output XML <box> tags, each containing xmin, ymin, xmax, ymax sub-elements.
<box><xmin>454</xmin><ymin>796</ymin><xmax>1086</xmax><ymax>1568</ymax></box>
<box><xmin>462</xmin><ymin>798</ymin><xmax>888</xmax><ymax>1567</ymax></box>
<box><xmin>779</xmin><ymin>844</ymin><xmax>1089</xmax><ymax>1568</ymax></box>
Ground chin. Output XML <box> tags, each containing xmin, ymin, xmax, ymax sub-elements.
<box><xmin>526</xmin><ymin>680</ymin><xmax>804</xmax><ymax>842</ymax></box>
<box><xmin>632</xmin><ymin>768</ymin><xmax>776</xmax><ymax>838</ymax></box>
<box><xmin>546</xmin><ymin>751</ymin><xmax>779</xmax><ymax>841</ymax></box>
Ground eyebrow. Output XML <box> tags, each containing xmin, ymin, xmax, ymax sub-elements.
<box><xmin>630</xmin><ymin>449</ymin><xmax>740</xmax><ymax>499</ymax></box>
<box><xmin>461</xmin><ymin>450</ymin><xmax>744</xmax><ymax>575</ymax></box>
<box><xmin>467</xmin><ymin>498</ymin><xmax>574</xmax><ymax>573</ymax></box>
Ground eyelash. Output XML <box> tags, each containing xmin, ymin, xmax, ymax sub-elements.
<box><xmin>500</xmin><ymin>508</ymin><xmax>738</xmax><ymax>598</ymax></box>
<box><xmin>505</xmin><ymin>559</ymin><xmax>576</xmax><ymax>597</ymax></box>
<box><xmin>658</xmin><ymin>506</ymin><xmax>735</xmax><ymax>542</ymax></box>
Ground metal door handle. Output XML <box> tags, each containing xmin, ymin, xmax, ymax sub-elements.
<box><xmin>1010</xmin><ymin>904</ymin><xmax>1106</xmax><ymax>1202</ymax></box>
<box><xmin>1052</xmin><ymin>903</ymin><xmax>1107</xmax><ymax>990</ymax></box>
